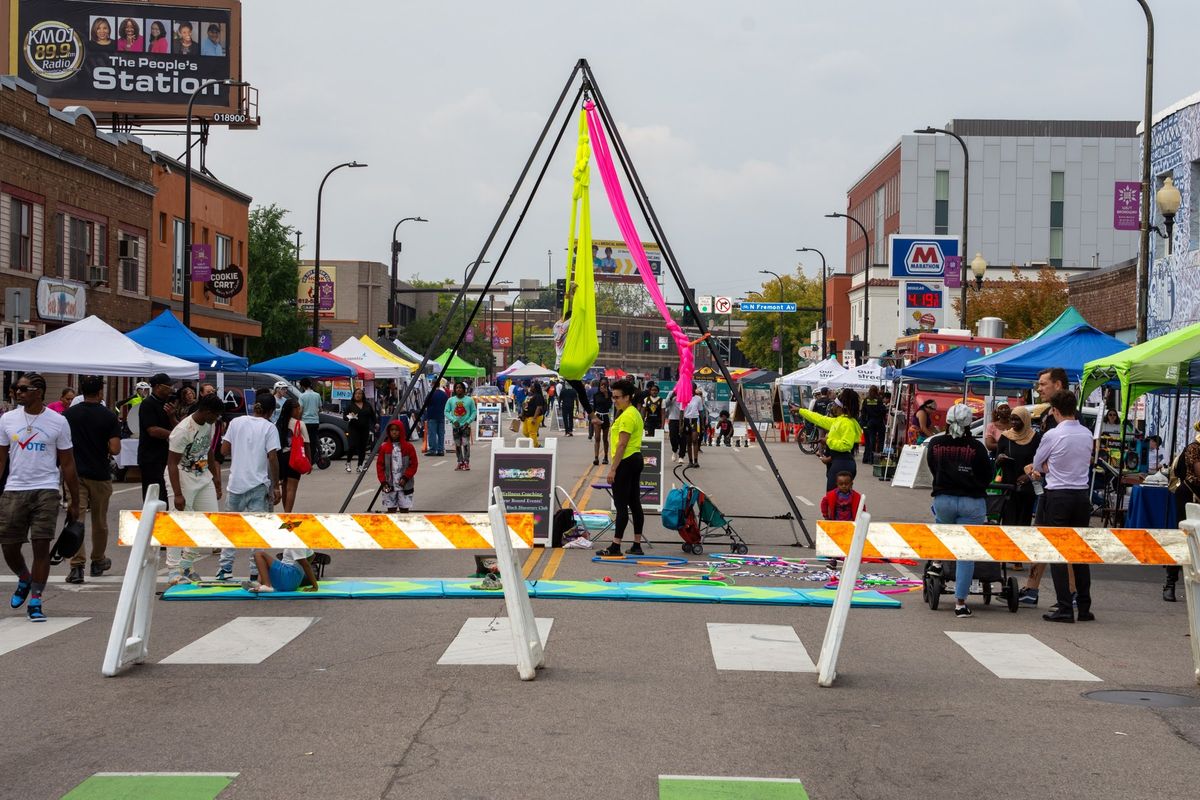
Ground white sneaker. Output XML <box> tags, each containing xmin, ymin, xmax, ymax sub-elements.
<box><xmin>166</xmin><ymin>572</ymin><xmax>189</xmax><ymax>586</ymax></box>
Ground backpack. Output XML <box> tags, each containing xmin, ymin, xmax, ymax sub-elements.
<box><xmin>661</xmin><ymin>486</ymin><xmax>691</xmax><ymax>531</ymax></box>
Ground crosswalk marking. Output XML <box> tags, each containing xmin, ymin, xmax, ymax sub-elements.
<box><xmin>0</xmin><ymin>617</ymin><xmax>88</xmax><ymax>657</ymax></box>
<box><xmin>945</xmin><ymin>631</ymin><xmax>1102</xmax><ymax>681</ymax></box>
<box><xmin>159</xmin><ymin>617</ymin><xmax>318</xmax><ymax>665</ymax></box>
<box><xmin>438</xmin><ymin>617</ymin><xmax>553</xmax><ymax>666</ymax></box>
<box><xmin>706</xmin><ymin>623</ymin><xmax>816</xmax><ymax>673</ymax></box>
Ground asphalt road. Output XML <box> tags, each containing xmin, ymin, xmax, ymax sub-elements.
<box><xmin>3</xmin><ymin>426</ymin><xmax>1198</xmax><ymax>799</ymax></box>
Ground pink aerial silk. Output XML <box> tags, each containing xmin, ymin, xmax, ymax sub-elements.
<box><xmin>584</xmin><ymin>101</ymin><xmax>693</xmax><ymax>405</ymax></box>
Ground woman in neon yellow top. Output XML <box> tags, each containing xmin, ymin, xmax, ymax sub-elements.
<box><xmin>598</xmin><ymin>379</ymin><xmax>646</xmax><ymax>557</ymax></box>
<box><xmin>796</xmin><ymin>388</ymin><xmax>863</xmax><ymax>492</ymax></box>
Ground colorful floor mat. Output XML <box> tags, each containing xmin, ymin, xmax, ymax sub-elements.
<box><xmin>161</xmin><ymin>579</ymin><xmax>899</xmax><ymax>607</ymax></box>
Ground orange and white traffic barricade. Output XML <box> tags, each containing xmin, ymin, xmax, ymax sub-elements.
<box><xmin>102</xmin><ymin>487</ymin><xmax>544</xmax><ymax>681</ymax></box>
<box><xmin>815</xmin><ymin>508</ymin><xmax>1199</xmax><ymax>686</ymax></box>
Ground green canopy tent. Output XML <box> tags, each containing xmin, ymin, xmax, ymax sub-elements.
<box><xmin>1028</xmin><ymin>305</ymin><xmax>1090</xmax><ymax>341</ymax></box>
<box><xmin>435</xmin><ymin>349</ymin><xmax>486</xmax><ymax>378</ymax></box>
<box><xmin>1081</xmin><ymin>321</ymin><xmax>1200</xmax><ymax>410</ymax></box>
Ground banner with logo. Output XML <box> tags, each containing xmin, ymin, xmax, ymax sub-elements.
<box><xmin>7</xmin><ymin>0</ymin><xmax>242</xmax><ymax>119</ymax></box>
<box><xmin>298</xmin><ymin>266</ymin><xmax>336</xmax><ymax>318</ymax></box>
<box><xmin>888</xmin><ymin>234</ymin><xmax>960</xmax><ymax>280</ymax></box>
<box><xmin>575</xmin><ymin>238</ymin><xmax>663</xmax><ymax>284</ymax></box>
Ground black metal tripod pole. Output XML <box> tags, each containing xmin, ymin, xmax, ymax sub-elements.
<box><xmin>580</xmin><ymin>59</ymin><xmax>812</xmax><ymax>547</ymax></box>
<box><xmin>337</xmin><ymin>64</ymin><xmax>584</xmax><ymax>512</ymax></box>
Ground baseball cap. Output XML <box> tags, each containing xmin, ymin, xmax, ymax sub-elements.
<box><xmin>273</xmin><ymin>380</ymin><xmax>290</xmax><ymax>390</ymax></box>
<box><xmin>149</xmin><ymin>373</ymin><xmax>172</xmax><ymax>387</ymax></box>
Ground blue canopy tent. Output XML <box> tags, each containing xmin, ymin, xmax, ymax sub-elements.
<box><xmin>899</xmin><ymin>347</ymin><xmax>985</xmax><ymax>383</ymax></box>
<box><xmin>964</xmin><ymin>324</ymin><xmax>1128</xmax><ymax>384</ymax></box>
<box><xmin>249</xmin><ymin>350</ymin><xmax>356</xmax><ymax>379</ymax></box>
<box><xmin>127</xmin><ymin>310</ymin><xmax>249</xmax><ymax>372</ymax></box>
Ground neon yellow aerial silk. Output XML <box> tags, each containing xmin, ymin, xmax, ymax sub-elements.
<box><xmin>558</xmin><ymin>108</ymin><xmax>598</xmax><ymax>381</ymax></box>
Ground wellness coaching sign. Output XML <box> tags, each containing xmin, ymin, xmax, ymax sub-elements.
<box><xmin>3</xmin><ymin>0</ymin><xmax>244</xmax><ymax>122</ymax></box>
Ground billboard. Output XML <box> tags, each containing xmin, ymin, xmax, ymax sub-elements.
<box><xmin>575</xmin><ymin>238</ymin><xmax>662</xmax><ymax>283</ymax></box>
<box><xmin>479</xmin><ymin>321</ymin><xmax>512</xmax><ymax>347</ymax></box>
<box><xmin>298</xmin><ymin>266</ymin><xmax>336</xmax><ymax>319</ymax></box>
<box><xmin>3</xmin><ymin>0</ymin><xmax>246</xmax><ymax>123</ymax></box>
<box><xmin>888</xmin><ymin>234</ymin><xmax>960</xmax><ymax>279</ymax></box>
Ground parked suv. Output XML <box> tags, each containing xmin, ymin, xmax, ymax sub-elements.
<box><xmin>215</xmin><ymin>372</ymin><xmax>350</xmax><ymax>461</ymax></box>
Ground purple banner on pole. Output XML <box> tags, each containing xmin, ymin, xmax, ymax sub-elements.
<box><xmin>943</xmin><ymin>256</ymin><xmax>962</xmax><ymax>289</ymax></box>
<box><xmin>1114</xmin><ymin>181</ymin><xmax>1142</xmax><ymax>231</ymax></box>
<box><xmin>191</xmin><ymin>244</ymin><xmax>212</xmax><ymax>282</ymax></box>
<box><xmin>771</xmin><ymin>335</ymin><xmax>781</xmax><ymax>352</ymax></box>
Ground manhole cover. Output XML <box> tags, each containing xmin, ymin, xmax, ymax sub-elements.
<box><xmin>1083</xmin><ymin>690</ymin><xmax>1200</xmax><ymax>708</ymax></box>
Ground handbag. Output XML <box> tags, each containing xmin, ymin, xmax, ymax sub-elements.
<box><xmin>509</xmin><ymin>418</ymin><xmax>521</xmax><ymax>433</ymax></box>
<box><xmin>289</xmin><ymin>420</ymin><xmax>313</xmax><ymax>475</ymax></box>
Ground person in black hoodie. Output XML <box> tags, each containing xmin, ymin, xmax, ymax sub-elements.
<box><xmin>925</xmin><ymin>403</ymin><xmax>993</xmax><ymax>619</ymax></box>
<box><xmin>861</xmin><ymin>386</ymin><xmax>885</xmax><ymax>464</ymax></box>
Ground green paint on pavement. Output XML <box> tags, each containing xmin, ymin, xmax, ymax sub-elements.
<box><xmin>659</xmin><ymin>775</ymin><xmax>808</xmax><ymax>799</ymax></box>
<box><xmin>63</xmin><ymin>773</ymin><xmax>235</xmax><ymax>800</ymax></box>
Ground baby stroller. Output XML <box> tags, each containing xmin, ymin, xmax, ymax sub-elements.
<box><xmin>662</xmin><ymin>465</ymin><xmax>749</xmax><ymax>555</ymax></box>
<box><xmin>922</xmin><ymin>483</ymin><xmax>1020</xmax><ymax>613</ymax></box>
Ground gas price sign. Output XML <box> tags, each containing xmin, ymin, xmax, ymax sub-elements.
<box><xmin>901</xmin><ymin>281</ymin><xmax>945</xmax><ymax>335</ymax></box>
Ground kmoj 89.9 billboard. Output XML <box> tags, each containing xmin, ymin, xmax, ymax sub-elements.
<box><xmin>1</xmin><ymin>0</ymin><xmax>247</xmax><ymax>124</ymax></box>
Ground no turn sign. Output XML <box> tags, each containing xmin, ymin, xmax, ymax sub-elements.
<box><xmin>714</xmin><ymin>296</ymin><xmax>732</xmax><ymax>314</ymax></box>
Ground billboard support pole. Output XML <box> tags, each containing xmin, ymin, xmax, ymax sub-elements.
<box><xmin>335</xmin><ymin>62</ymin><xmax>585</xmax><ymax>513</ymax></box>
<box><xmin>580</xmin><ymin>59</ymin><xmax>812</xmax><ymax>548</ymax></box>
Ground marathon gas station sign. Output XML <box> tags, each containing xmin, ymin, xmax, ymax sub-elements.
<box><xmin>889</xmin><ymin>234</ymin><xmax>959</xmax><ymax>336</ymax></box>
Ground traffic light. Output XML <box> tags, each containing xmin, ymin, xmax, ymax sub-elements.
<box><xmin>609</xmin><ymin>330</ymin><xmax>620</xmax><ymax>348</ymax></box>
<box><xmin>682</xmin><ymin>289</ymin><xmax>695</xmax><ymax>326</ymax></box>
<box><xmin>642</xmin><ymin>332</ymin><xmax>652</xmax><ymax>352</ymax></box>
<box><xmin>555</xmin><ymin>278</ymin><xmax>566</xmax><ymax>309</ymax></box>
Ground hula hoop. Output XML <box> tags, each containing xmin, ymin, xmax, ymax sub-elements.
<box><xmin>637</xmin><ymin>568</ymin><xmax>729</xmax><ymax>581</ymax></box>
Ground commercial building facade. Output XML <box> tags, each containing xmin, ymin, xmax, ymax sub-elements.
<box><xmin>838</xmin><ymin>119</ymin><xmax>1140</xmax><ymax>357</ymax></box>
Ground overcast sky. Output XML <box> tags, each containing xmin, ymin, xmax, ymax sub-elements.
<box><xmin>154</xmin><ymin>0</ymin><xmax>1200</xmax><ymax>303</ymax></box>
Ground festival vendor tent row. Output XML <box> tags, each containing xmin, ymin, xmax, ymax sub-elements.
<box><xmin>830</xmin><ymin>359</ymin><xmax>892</xmax><ymax>390</ymax></box>
<box><xmin>964</xmin><ymin>323</ymin><xmax>1128</xmax><ymax>384</ymax></box>
<box><xmin>125</xmin><ymin>310</ymin><xmax>249</xmax><ymax>372</ymax></box>
<box><xmin>250</xmin><ymin>349</ymin><xmax>368</xmax><ymax>379</ymax></box>
<box><xmin>0</xmin><ymin>316</ymin><xmax>199</xmax><ymax>378</ymax></box>
<box><xmin>435</xmin><ymin>349</ymin><xmax>486</xmax><ymax>379</ymax></box>
<box><xmin>779</xmin><ymin>357</ymin><xmax>848</xmax><ymax>387</ymax></box>
<box><xmin>329</xmin><ymin>337</ymin><xmax>411</xmax><ymax>380</ymax></box>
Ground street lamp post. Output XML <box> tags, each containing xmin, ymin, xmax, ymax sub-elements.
<box><xmin>826</xmin><ymin>212</ymin><xmax>871</xmax><ymax>358</ymax></box>
<box><xmin>798</xmin><ymin>247</ymin><xmax>827</xmax><ymax>360</ymax></box>
<box><xmin>1135</xmin><ymin>0</ymin><xmax>1154</xmax><ymax>343</ymax></box>
<box><xmin>759</xmin><ymin>269</ymin><xmax>785</xmax><ymax>373</ymax></box>
<box><xmin>915</xmin><ymin>126</ymin><xmax>970</xmax><ymax>326</ymax></box>
<box><xmin>1156</xmin><ymin>177</ymin><xmax>1182</xmax><ymax>255</ymax></box>
<box><xmin>313</xmin><ymin>161</ymin><xmax>368</xmax><ymax>347</ymax></box>
<box><xmin>294</xmin><ymin>230</ymin><xmax>302</xmax><ymax>263</ymax></box>
<box><xmin>390</xmin><ymin>217</ymin><xmax>428</xmax><ymax>327</ymax></box>
<box><xmin>184</xmin><ymin>77</ymin><xmax>247</xmax><ymax>329</ymax></box>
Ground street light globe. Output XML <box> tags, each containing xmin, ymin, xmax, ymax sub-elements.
<box><xmin>970</xmin><ymin>252</ymin><xmax>988</xmax><ymax>280</ymax></box>
<box><xmin>1157</xmin><ymin>176</ymin><xmax>1182</xmax><ymax>217</ymax></box>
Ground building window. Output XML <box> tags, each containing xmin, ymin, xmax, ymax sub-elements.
<box><xmin>934</xmin><ymin>170</ymin><xmax>950</xmax><ymax>235</ymax></box>
<box><xmin>172</xmin><ymin>218</ymin><xmax>186</xmax><ymax>295</ymax></box>
<box><xmin>9</xmin><ymin>198</ymin><xmax>33</xmax><ymax>272</ymax></box>
<box><xmin>68</xmin><ymin>217</ymin><xmax>93</xmax><ymax>281</ymax></box>
<box><xmin>52</xmin><ymin>213</ymin><xmax>64</xmax><ymax>278</ymax></box>
<box><xmin>1049</xmin><ymin>171</ymin><xmax>1064</xmax><ymax>268</ymax></box>
<box><xmin>1191</xmin><ymin>161</ymin><xmax>1200</xmax><ymax>251</ymax></box>
<box><xmin>215</xmin><ymin>233</ymin><xmax>232</xmax><ymax>305</ymax></box>
<box><xmin>873</xmin><ymin>186</ymin><xmax>885</xmax><ymax>266</ymax></box>
<box><xmin>119</xmin><ymin>232</ymin><xmax>141</xmax><ymax>293</ymax></box>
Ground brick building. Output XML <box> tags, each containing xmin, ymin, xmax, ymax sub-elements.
<box><xmin>0</xmin><ymin>76</ymin><xmax>154</xmax><ymax>396</ymax></box>
<box><xmin>148</xmin><ymin>152</ymin><xmax>259</xmax><ymax>353</ymax></box>
<box><xmin>1067</xmin><ymin>258</ymin><xmax>1137</xmax><ymax>342</ymax></box>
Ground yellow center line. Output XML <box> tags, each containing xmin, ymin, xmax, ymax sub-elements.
<box><xmin>541</xmin><ymin>547</ymin><xmax>566</xmax><ymax>580</ymax></box>
<box><xmin>521</xmin><ymin>547</ymin><xmax>544</xmax><ymax>578</ymax></box>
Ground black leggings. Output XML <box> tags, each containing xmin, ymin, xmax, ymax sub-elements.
<box><xmin>347</xmin><ymin>424</ymin><xmax>371</xmax><ymax>467</ymax></box>
<box><xmin>668</xmin><ymin>419</ymin><xmax>682</xmax><ymax>456</ymax></box>
<box><xmin>612</xmin><ymin>452</ymin><xmax>645</xmax><ymax>541</ymax></box>
<box><xmin>568</xmin><ymin>380</ymin><xmax>593</xmax><ymax>415</ymax></box>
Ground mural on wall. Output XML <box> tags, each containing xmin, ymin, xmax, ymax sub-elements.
<box><xmin>1146</xmin><ymin>97</ymin><xmax>1200</xmax><ymax>448</ymax></box>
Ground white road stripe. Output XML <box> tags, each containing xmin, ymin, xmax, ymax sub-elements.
<box><xmin>112</xmin><ymin>486</ymin><xmax>142</xmax><ymax>495</ymax></box>
<box><xmin>353</xmin><ymin>487</ymin><xmax>377</xmax><ymax>498</ymax></box>
<box><xmin>706</xmin><ymin>623</ymin><xmax>815</xmax><ymax>673</ymax></box>
<box><xmin>160</xmin><ymin>617</ymin><xmax>318</xmax><ymax>665</ymax></box>
<box><xmin>755</xmin><ymin>464</ymin><xmax>766</xmax><ymax>472</ymax></box>
<box><xmin>0</xmin><ymin>617</ymin><xmax>88</xmax><ymax>657</ymax></box>
<box><xmin>795</xmin><ymin>495</ymin><xmax>814</xmax><ymax>507</ymax></box>
<box><xmin>945</xmin><ymin>631</ymin><xmax>1101</xmax><ymax>681</ymax></box>
<box><xmin>438</xmin><ymin>617</ymin><xmax>554</xmax><ymax>666</ymax></box>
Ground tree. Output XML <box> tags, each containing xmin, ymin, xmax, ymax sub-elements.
<box><xmin>247</xmin><ymin>204</ymin><xmax>307</xmax><ymax>361</ymax></box>
<box><xmin>952</xmin><ymin>265</ymin><xmax>1068</xmax><ymax>339</ymax></box>
<box><xmin>734</xmin><ymin>270</ymin><xmax>822</xmax><ymax>372</ymax></box>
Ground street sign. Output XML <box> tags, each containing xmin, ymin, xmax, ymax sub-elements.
<box><xmin>888</xmin><ymin>234</ymin><xmax>960</xmax><ymax>279</ymax></box>
<box><xmin>697</xmin><ymin>295</ymin><xmax>713</xmax><ymax>314</ymax></box>
<box><xmin>841</xmin><ymin>349</ymin><xmax>857</xmax><ymax>368</ymax></box>
<box><xmin>658</xmin><ymin>336</ymin><xmax>669</xmax><ymax>350</ymax></box>
<box><xmin>714</xmin><ymin>296</ymin><xmax>732</xmax><ymax>314</ymax></box>
<box><xmin>740</xmin><ymin>302</ymin><xmax>797</xmax><ymax>313</ymax></box>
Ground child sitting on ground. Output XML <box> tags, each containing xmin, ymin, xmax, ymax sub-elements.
<box><xmin>716</xmin><ymin>410</ymin><xmax>734</xmax><ymax>447</ymax></box>
<box><xmin>820</xmin><ymin>471</ymin><xmax>862</xmax><ymax>521</ymax></box>
<box><xmin>244</xmin><ymin>548</ymin><xmax>319</xmax><ymax>593</ymax></box>
<box><xmin>377</xmin><ymin>419</ymin><xmax>418</xmax><ymax>512</ymax></box>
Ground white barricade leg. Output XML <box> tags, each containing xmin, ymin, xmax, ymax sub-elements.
<box><xmin>1183</xmin><ymin>503</ymin><xmax>1200</xmax><ymax>685</ymax></box>
<box><xmin>102</xmin><ymin>486</ymin><xmax>165</xmax><ymax>677</ymax></box>
<box><xmin>816</xmin><ymin>506</ymin><xmax>871</xmax><ymax>687</ymax></box>
<box><xmin>490</xmin><ymin>487</ymin><xmax>544</xmax><ymax>680</ymax></box>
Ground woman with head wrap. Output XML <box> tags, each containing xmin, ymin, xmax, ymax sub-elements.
<box><xmin>925</xmin><ymin>403</ymin><xmax>993</xmax><ymax>619</ymax></box>
<box><xmin>796</xmin><ymin>388</ymin><xmax>863</xmax><ymax>491</ymax></box>
<box><xmin>995</xmin><ymin>406</ymin><xmax>1041</xmax><ymax>526</ymax></box>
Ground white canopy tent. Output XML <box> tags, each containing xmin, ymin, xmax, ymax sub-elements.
<box><xmin>496</xmin><ymin>360</ymin><xmax>527</xmax><ymax>379</ymax></box>
<box><xmin>0</xmin><ymin>316</ymin><xmax>198</xmax><ymax>379</ymax></box>
<box><xmin>330</xmin><ymin>338</ymin><xmax>411</xmax><ymax>380</ymax></box>
<box><xmin>829</xmin><ymin>359</ymin><xmax>888</xmax><ymax>390</ymax></box>
<box><xmin>778</xmin><ymin>357</ymin><xmax>848</xmax><ymax>387</ymax></box>
<box><xmin>503</xmin><ymin>363</ymin><xmax>559</xmax><ymax>380</ymax></box>
<box><xmin>392</xmin><ymin>338</ymin><xmax>442</xmax><ymax>370</ymax></box>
